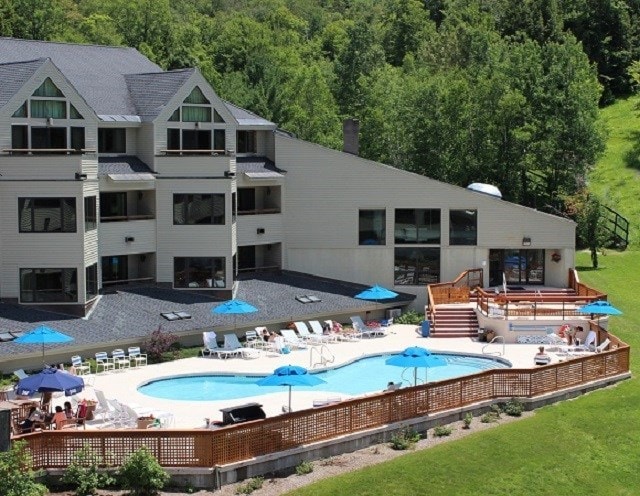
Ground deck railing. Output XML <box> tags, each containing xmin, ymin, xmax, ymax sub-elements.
<box><xmin>427</xmin><ymin>268</ymin><xmax>483</xmax><ymax>323</ymax></box>
<box><xmin>17</xmin><ymin>334</ymin><xmax>629</xmax><ymax>470</ymax></box>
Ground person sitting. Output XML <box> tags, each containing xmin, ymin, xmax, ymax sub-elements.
<box><xmin>63</xmin><ymin>401</ymin><xmax>75</xmax><ymax>419</ymax></box>
<box><xmin>261</xmin><ymin>328</ymin><xmax>272</xmax><ymax>342</ymax></box>
<box><xmin>534</xmin><ymin>346</ymin><xmax>551</xmax><ymax>365</ymax></box>
<box><xmin>573</xmin><ymin>325</ymin><xmax>585</xmax><ymax>346</ymax></box>
<box><xmin>51</xmin><ymin>406</ymin><xmax>69</xmax><ymax>430</ymax></box>
<box><xmin>19</xmin><ymin>406</ymin><xmax>43</xmax><ymax>433</ymax></box>
<box><xmin>385</xmin><ymin>381</ymin><xmax>401</xmax><ymax>391</ymax></box>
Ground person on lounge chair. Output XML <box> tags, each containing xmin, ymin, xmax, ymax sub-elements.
<box><xmin>534</xmin><ymin>346</ymin><xmax>551</xmax><ymax>365</ymax></box>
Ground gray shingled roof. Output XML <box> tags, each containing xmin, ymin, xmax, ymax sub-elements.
<box><xmin>98</xmin><ymin>156</ymin><xmax>155</xmax><ymax>177</ymax></box>
<box><xmin>236</xmin><ymin>157</ymin><xmax>286</xmax><ymax>174</ymax></box>
<box><xmin>0</xmin><ymin>58</ymin><xmax>47</xmax><ymax>110</ymax></box>
<box><xmin>125</xmin><ymin>69</ymin><xmax>195</xmax><ymax>121</ymax></box>
<box><xmin>0</xmin><ymin>272</ymin><xmax>414</xmax><ymax>360</ymax></box>
<box><xmin>0</xmin><ymin>38</ymin><xmax>162</xmax><ymax>116</ymax></box>
<box><xmin>224</xmin><ymin>101</ymin><xmax>276</xmax><ymax>127</ymax></box>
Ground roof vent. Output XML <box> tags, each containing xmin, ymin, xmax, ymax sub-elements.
<box><xmin>466</xmin><ymin>183</ymin><xmax>502</xmax><ymax>199</ymax></box>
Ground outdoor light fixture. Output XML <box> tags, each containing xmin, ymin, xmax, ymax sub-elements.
<box><xmin>551</xmin><ymin>252</ymin><xmax>561</xmax><ymax>262</ymax></box>
<box><xmin>522</xmin><ymin>237</ymin><xmax>531</xmax><ymax>246</ymax></box>
<box><xmin>125</xmin><ymin>236</ymin><xmax>135</xmax><ymax>242</ymax></box>
<box><xmin>75</xmin><ymin>173</ymin><xmax>87</xmax><ymax>181</ymax></box>
<box><xmin>257</xmin><ymin>228</ymin><xmax>265</xmax><ymax>234</ymax></box>
<box><xmin>224</xmin><ymin>171</ymin><xmax>235</xmax><ymax>178</ymax></box>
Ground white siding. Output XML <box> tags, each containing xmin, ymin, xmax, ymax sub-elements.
<box><xmin>98</xmin><ymin>219</ymin><xmax>156</xmax><ymax>256</ymax></box>
<box><xmin>153</xmin><ymin>155</ymin><xmax>232</xmax><ymax>177</ymax></box>
<box><xmin>83</xmin><ymin>182</ymin><xmax>99</xmax><ymax>266</ymax></box>
<box><xmin>136</xmin><ymin>123</ymin><xmax>155</xmax><ymax>168</ymax></box>
<box><xmin>236</xmin><ymin>213</ymin><xmax>283</xmax><ymax>246</ymax></box>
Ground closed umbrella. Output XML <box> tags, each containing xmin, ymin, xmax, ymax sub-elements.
<box><xmin>14</xmin><ymin>325</ymin><xmax>74</xmax><ymax>359</ymax></box>
<box><xmin>257</xmin><ymin>365</ymin><xmax>326</xmax><ymax>412</ymax></box>
<box><xmin>211</xmin><ymin>299</ymin><xmax>258</xmax><ymax>331</ymax></box>
<box><xmin>386</xmin><ymin>346</ymin><xmax>446</xmax><ymax>386</ymax></box>
<box><xmin>15</xmin><ymin>367</ymin><xmax>84</xmax><ymax>397</ymax></box>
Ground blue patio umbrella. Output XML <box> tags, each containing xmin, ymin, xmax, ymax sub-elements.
<box><xmin>15</xmin><ymin>367</ymin><xmax>84</xmax><ymax>397</ymax></box>
<box><xmin>257</xmin><ymin>365</ymin><xmax>326</xmax><ymax>412</ymax></box>
<box><xmin>386</xmin><ymin>346</ymin><xmax>446</xmax><ymax>386</ymax></box>
<box><xmin>14</xmin><ymin>325</ymin><xmax>74</xmax><ymax>359</ymax></box>
<box><xmin>211</xmin><ymin>299</ymin><xmax>258</xmax><ymax>331</ymax></box>
<box><xmin>356</xmin><ymin>285</ymin><xmax>399</xmax><ymax>316</ymax></box>
<box><xmin>577</xmin><ymin>300</ymin><xmax>622</xmax><ymax>326</ymax></box>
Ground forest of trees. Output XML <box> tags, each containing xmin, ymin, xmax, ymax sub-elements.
<box><xmin>1</xmin><ymin>0</ymin><xmax>639</xmax><ymax>211</ymax></box>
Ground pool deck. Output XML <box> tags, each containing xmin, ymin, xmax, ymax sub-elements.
<box><xmin>69</xmin><ymin>325</ymin><xmax>561</xmax><ymax>429</ymax></box>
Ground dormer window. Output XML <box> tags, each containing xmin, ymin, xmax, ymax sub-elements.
<box><xmin>166</xmin><ymin>86</ymin><xmax>226</xmax><ymax>153</ymax></box>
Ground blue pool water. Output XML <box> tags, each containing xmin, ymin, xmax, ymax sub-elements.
<box><xmin>139</xmin><ymin>354</ymin><xmax>509</xmax><ymax>401</ymax></box>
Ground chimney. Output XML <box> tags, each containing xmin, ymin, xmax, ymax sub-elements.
<box><xmin>343</xmin><ymin>118</ymin><xmax>360</xmax><ymax>156</ymax></box>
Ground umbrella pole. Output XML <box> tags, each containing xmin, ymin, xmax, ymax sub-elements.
<box><xmin>288</xmin><ymin>385</ymin><xmax>292</xmax><ymax>412</ymax></box>
<box><xmin>414</xmin><ymin>368</ymin><xmax>417</xmax><ymax>387</ymax></box>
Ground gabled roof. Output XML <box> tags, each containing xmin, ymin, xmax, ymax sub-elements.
<box><xmin>0</xmin><ymin>58</ymin><xmax>47</xmax><ymax>109</ymax></box>
<box><xmin>0</xmin><ymin>37</ymin><xmax>162</xmax><ymax>117</ymax></box>
<box><xmin>224</xmin><ymin>101</ymin><xmax>276</xmax><ymax>128</ymax></box>
<box><xmin>125</xmin><ymin>69</ymin><xmax>196</xmax><ymax>121</ymax></box>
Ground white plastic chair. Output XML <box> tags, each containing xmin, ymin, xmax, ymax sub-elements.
<box><xmin>111</xmin><ymin>349</ymin><xmax>130</xmax><ymax>370</ymax></box>
<box><xmin>94</xmin><ymin>352</ymin><xmax>115</xmax><ymax>374</ymax></box>
<box><xmin>70</xmin><ymin>355</ymin><xmax>91</xmax><ymax>375</ymax></box>
<box><xmin>127</xmin><ymin>347</ymin><xmax>147</xmax><ymax>367</ymax></box>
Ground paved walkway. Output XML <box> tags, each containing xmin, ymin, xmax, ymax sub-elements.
<box><xmin>66</xmin><ymin>325</ymin><xmax>553</xmax><ymax>429</ymax></box>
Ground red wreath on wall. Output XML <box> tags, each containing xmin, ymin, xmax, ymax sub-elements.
<box><xmin>551</xmin><ymin>252</ymin><xmax>561</xmax><ymax>262</ymax></box>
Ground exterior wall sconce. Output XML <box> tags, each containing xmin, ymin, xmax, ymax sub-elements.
<box><xmin>257</xmin><ymin>228</ymin><xmax>265</xmax><ymax>234</ymax></box>
<box><xmin>125</xmin><ymin>236</ymin><xmax>135</xmax><ymax>242</ymax></box>
<box><xmin>551</xmin><ymin>252</ymin><xmax>561</xmax><ymax>262</ymax></box>
<box><xmin>46</xmin><ymin>117</ymin><xmax>53</xmax><ymax>126</ymax></box>
<box><xmin>522</xmin><ymin>237</ymin><xmax>531</xmax><ymax>246</ymax></box>
<box><xmin>194</xmin><ymin>122</ymin><xmax>200</xmax><ymax>129</ymax></box>
<box><xmin>224</xmin><ymin>171</ymin><xmax>235</xmax><ymax>178</ymax></box>
<box><xmin>75</xmin><ymin>173</ymin><xmax>87</xmax><ymax>181</ymax></box>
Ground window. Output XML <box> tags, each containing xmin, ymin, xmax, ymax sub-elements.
<box><xmin>12</xmin><ymin>102</ymin><xmax>27</xmax><ymax>117</ymax></box>
<box><xmin>394</xmin><ymin>248</ymin><xmax>440</xmax><ymax>286</ymax></box>
<box><xmin>98</xmin><ymin>128</ymin><xmax>126</xmax><ymax>153</ymax></box>
<box><xmin>231</xmin><ymin>192</ymin><xmax>237</xmax><ymax>222</ymax></box>
<box><xmin>237</xmin><ymin>131</ymin><xmax>256</xmax><ymax>153</ymax></box>
<box><xmin>174</xmin><ymin>257</ymin><xmax>225</xmax><ymax>288</ymax></box>
<box><xmin>102</xmin><ymin>255</ymin><xmax>127</xmax><ymax>282</ymax></box>
<box><xmin>182</xmin><ymin>106</ymin><xmax>211</xmax><ymax>122</ymax></box>
<box><xmin>85</xmin><ymin>263</ymin><xmax>98</xmax><ymax>300</ymax></box>
<box><xmin>70</xmin><ymin>104</ymin><xmax>83</xmax><ymax>119</ymax></box>
<box><xmin>359</xmin><ymin>210</ymin><xmax>386</xmax><ymax>245</ymax></box>
<box><xmin>173</xmin><ymin>194</ymin><xmax>225</xmax><ymax>225</ymax></box>
<box><xmin>84</xmin><ymin>197</ymin><xmax>97</xmax><ymax>231</ymax></box>
<box><xmin>214</xmin><ymin>129</ymin><xmax>225</xmax><ymax>151</ymax></box>
<box><xmin>184</xmin><ymin>87</ymin><xmax>210</xmax><ymax>104</ymax></box>
<box><xmin>182</xmin><ymin>130</ymin><xmax>211</xmax><ymax>150</ymax></box>
<box><xmin>449</xmin><ymin>210</ymin><xmax>477</xmax><ymax>245</ymax></box>
<box><xmin>19</xmin><ymin>198</ymin><xmax>76</xmax><ymax>233</ymax></box>
<box><xmin>167</xmin><ymin>129</ymin><xmax>180</xmax><ymax>150</ymax></box>
<box><xmin>11</xmin><ymin>125</ymin><xmax>28</xmax><ymax>149</ymax></box>
<box><xmin>31</xmin><ymin>127</ymin><xmax>66</xmax><ymax>149</ymax></box>
<box><xmin>33</xmin><ymin>78</ymin><xmax>63</xmax><ymax>97</ymax></box>
<box><xmin>30</xmin><ymin>100</ymin><xmax>66</xmax><ymax>119</ymax></box>
<box><xmin>395</xmin><ymin>209</ymin><xmax>440</xmax><ymax>244</ymax></box>
<box><xmin>100</xmin><ymin>192</ymin><xmax>127</xmax><ymax>220</ymax></box>
<box><xmin>20</xmin><ymin>268</ymin><xmax>78</xmax><ymax>303</ymax></box>
<box><xmin>71</xmin><ymin>127</ymin><xmax>85</xmax><ymax>151</ymax></box>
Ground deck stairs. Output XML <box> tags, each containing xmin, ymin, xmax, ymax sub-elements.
<box><xmin>430</xmin><ymin>288</ymin><xmax>578</xmax><ymax>338</ymax></box>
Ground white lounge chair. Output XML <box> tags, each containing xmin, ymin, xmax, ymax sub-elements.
<box><xmin>309</xmin><ymin>320</ymin><xmax>338</xmax><ymax>343</ymax></box>
<box><xmin>294</xmin><ymin>322</ymin><xmax>323</xmax><ymax>343</ymax></box>
<box><xmin>13</xmin><ymin>369</ymin><xmax>28</xmax><ymax>380</ymax></box>
<box><xmin>202</xmin><ymin>331</ymin><xmax>237</xmax><ymax>359</ymax></box>
<box><xmin>223</xmin><ymin>333</ymin><xmax>259</xmax><ymax>359</ymax></box>
<box><xmin>280</xmin><ymin>329</ymin><xmax>308</xmax><ymax>349</ymax></box>
<box><xmin>575</xmin><ymin>330</ymin><xmax>597</xmax><ymax>351</ymax></box>
<box><xmin>350</xmin><ymin>316</ymin><xmax>387</xmax><ymax>338</ymax></box>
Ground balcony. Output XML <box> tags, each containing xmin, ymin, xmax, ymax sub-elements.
<box><xmin>0</xmin><ymin>153</ymin><xmax>95</xmax><ymax>180</ymax></box>
<box><xmin>154</xmin><ymin>153</ymin><xmax>233</xmax><ymax>177</ymax></box>
<box><xmin>100</xmin><ymin>190</ymin><xmax>155</xmax><ymax>223</ymax></box>
<box><xmin>236</xmin><ymin>213</ymin><xmax>283</xmax><ymax>245</ymax></box>
<box><xmin>98</xmin><ymin>219</ymin><xmax>156</xmax><ymax>256</ymax></box>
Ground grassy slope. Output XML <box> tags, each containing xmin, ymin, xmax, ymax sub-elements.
<box><xmin>288</xmin><ymin>99</ymin><xmax>640</xmax><ymax>495</ymax></box>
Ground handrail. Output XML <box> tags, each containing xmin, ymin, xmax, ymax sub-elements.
<box><xmin>482</xmin><ymin>335</ymin><xmax>505</xmax><ymax>356</ymax></box>
<box><xmin>100</xmin><ymin>214</ymin><xmax>155</xmax><ymax>222</ymax></box>
<box><xmin>310</xmin><ymin>344</ymin><xmax>334</xmax><ymax>368</ymax></box>
<box><xmin>102</xmin><ymin>277</ymin><xmax>155</xmax><ymax>285</ymax></box>
<box><xmin>237</xmin><ymin>208</ymin><xmax>281</xmax><ymax>215</ymax></box>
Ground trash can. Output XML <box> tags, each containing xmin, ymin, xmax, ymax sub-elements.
<box><xmin>421</xmin><ymin>321</ymin><xmax>431</xmax><ymax>338</ymax></box>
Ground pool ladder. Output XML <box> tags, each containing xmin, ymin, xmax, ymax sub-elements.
<box><xmin>310</xmin><ymin>344</ymin><xmax>335</xmax><ymax>368</ymax></box>
<box><xmin>482</xmin><ymin>335</ymin><xmax>505</xmax><ymax>356</ymax></box>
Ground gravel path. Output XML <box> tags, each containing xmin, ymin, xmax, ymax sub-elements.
<box><xmin>50</xmin><ymin>410</ymin><xmax>533</xmax><ymax>496</ymax></box>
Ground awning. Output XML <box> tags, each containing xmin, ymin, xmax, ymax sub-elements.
<box><xmin>244</xmin><ymin>171</ymin><xmax>284</xmax><ymax>179</ymax></box>
<box><xmin>108</xmin><ymin>173</ymin><xmax>155</xmax><ymax>181</ymax></box>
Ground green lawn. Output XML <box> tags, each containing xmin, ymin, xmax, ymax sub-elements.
<box><xmin>288</xmin><ymin>98</ymin><xmax>640</xmax><ymax>495</ymax></box>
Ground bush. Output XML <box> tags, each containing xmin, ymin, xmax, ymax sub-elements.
<box><xmin>490</xmin><ymin>404</ymin><xmax>502</xmax><ymax>418</ymax></box>
<box><xmin>235</xmin><ymin>477</ymin><xmax>264</xmax><ymax>494</ymax></box>
<box><xmin>143</xmin><ymin>326</ymin><xmax>178</xmax><ymax>363</ymax></box>
<box><xmin>394</xmin><ymin>311</ymin><xmax>424</xmax><ymax>325</ymax></box>
<box><xmin>117</xmin><ymin>447</ymin><xmax>169</xmax><ymax>496</ymax></box>
<box><xmin>502</xmin><ymin>398</ymin><xmax>525</xmax><ymax>417</ymax></box>
<box><xmin>390</xmin><ymin>428</ymin><xmax>421</xmax><ymax>450</ymax></box>
<box><xmin>481</xmin><ymin>412</ymin><xmax>500</xmax><ymax>423</ymax></box>
<box><xmin>0</xmin><ymin>440</ymin><xmax>47</xmax><ymax>496</ymax></box>
<box><xmin>295</xmin><ymin>460</ymin><xmax>314</xmax><ymax>475</ymax></box>
<box><xmin>462</xmin><ymin>412</ymin><xmax>473</xmax><ymax>429</ymax></box>
<box><xmin>433</xmin><ymin>425</ymin><xmax>453</xmax><ymax>437</ymax></box>
<box><xmin>61</xmin><ymin>444</ymin><xmax>115</xmax><ymax>496</ymax></box>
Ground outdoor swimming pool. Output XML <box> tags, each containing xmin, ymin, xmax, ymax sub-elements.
<box><xmin>139</xmin><ymin>353</ymin><xmax>509</xmax><ymax>401</ymax></box>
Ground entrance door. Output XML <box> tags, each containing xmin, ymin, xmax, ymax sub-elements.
<box><xmin>238</xmin><ymin>246</ymin><xmax>256</xmax><ymax>272</ymax></box>
<box><xmin>489</xmin><ymin>249</ymin><xmax>545</xmax><ymax>286</ymax></box>
<box><xmin>102</xmin><ymin>255</ymin><xmax>128</xmax><ymax>283</ymax></box>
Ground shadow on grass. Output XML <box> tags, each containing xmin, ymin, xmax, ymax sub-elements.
<box><xmin>623</xmin><ymin>130</ymin><xmax>640</xmax><ymax>170</ymax></box>
<box><xmin>575</xmin><ymin>265</ymin><xmax>598</xmax><ymax>271</ymax></box>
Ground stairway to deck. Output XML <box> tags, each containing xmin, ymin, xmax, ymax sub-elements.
<box><xmin>430</xmin><ymin>307</ymin><xmax>479</xmax><ymax>338</ymax></box>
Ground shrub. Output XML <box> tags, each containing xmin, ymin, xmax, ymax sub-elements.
<box><xmin>295</xmin><ymin>460</ymin><xmax>314</xmax><ymax>476</ymax></box>
<box><xmin>0</xmin><ymin>440</ymin><xmax>47</xmax><ymax>496</ymax></box>
<box><xmin>490</xmin><ymin>404</ymin><xmax>502</xmax><ymax>418</ymax></box>
<box><xmin>390</xmin><ymin>428</ymin><xmax>421</xmax><ymax>450</ymax></box>
<box><xmin>117</xmin><ymin>447</ymin><xmax>169</xmax><ymax>496</ymax></box>
<box><xmin>61</xmin><ymin>444</ymin><xmax>115</xmax><ymax>496</ymax></box>
<box><xmin>235</xmin><ymin>477</ymin><xmax>264</xmax><ymax>494</ymax></box>
<box><xmin>481</xmin><ymin>412</ymin><xmax>499</xmax><ymax>423</ymax></box>
<box><xmin>433</xmin><ymin>425</ymin><xmax>453</xmax><ymax>437</ymax></box>
<box><xmin>143</xmin><ymin>326</ymin><xmax>178</xmax><ymax>363</ymax></box>
<box><xmin>503</xmin><ymin>398</ymin><xmax>525</xmax><ymax>417</ymax></box>
<box><xmin>394</xmin><ymin>311</ymin><xmax>423</xmax><ymax>325</ymax></box>
<box><xmin>462</xmin><ymin>412</ymin><xmax>473</xmax><ymax>429</ymax></box>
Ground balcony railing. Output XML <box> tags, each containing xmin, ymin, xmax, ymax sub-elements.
<box><xmin>237</xmin><ymin>208</ymin><xmax>281</xmax><ymax>215</ymax></box>
<box><xmin>1</xmin><ymin>148</ymin><xmax>96</xmax><ymax>155</ymax></box>
<box><xmin>100</xmin><ymin>214</ymin><xmax>155</xmax><ymax>223</ymax></box>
